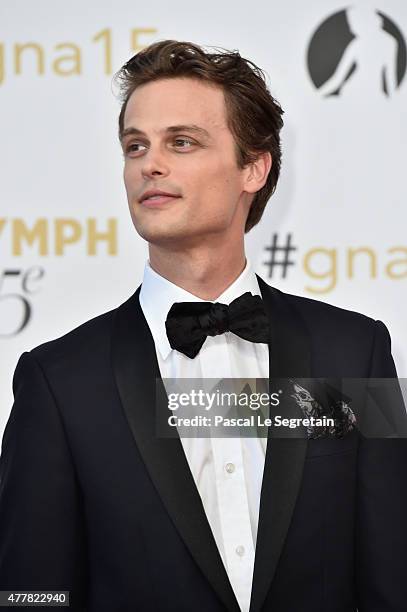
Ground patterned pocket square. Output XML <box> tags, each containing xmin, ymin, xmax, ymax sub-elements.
<box><xmin>290</xmin><ymin>380</ymin><xmax>357</xmax><ymax>439</ymax></box>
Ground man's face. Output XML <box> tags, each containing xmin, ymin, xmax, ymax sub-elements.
<box><xmin>121</xmin><ymin>77</ymin><xmax>253</xmax><ymax>247</ymax></box>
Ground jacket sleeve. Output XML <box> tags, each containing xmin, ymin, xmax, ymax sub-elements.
<box><xmin>0</xmin><ymin>351</ymin><xmax>87</xmax><ymax>610</ymax></box>
<box><xmin>356</xmin><ymin>320</ymin><xmax>407</xmax><ymax>612</ymax></box>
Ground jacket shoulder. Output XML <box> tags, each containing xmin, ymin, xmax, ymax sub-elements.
<box><xmin>28</xmin><ymin>304</ymin><xmax>119</xmax><ymax>370</ymax></box>
<box><xmin>258</xmin><ymin>275</ymin><xmax>376</xmax><ymax>329</ymax></box>
<box><xmin>258</xmin><ymin>279</ymin><xmax>383</xmax><ymax>377</ymax></box>
<box><xmin>282</xmin><ymin>289</ymin><xmax>375</xmax><ymax>331</ymax></box>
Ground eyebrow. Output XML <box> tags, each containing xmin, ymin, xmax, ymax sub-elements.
<box><xmin>119</xmin><ymin>124</ymin><xmax>212</xmax><ymax>142</ymax></box>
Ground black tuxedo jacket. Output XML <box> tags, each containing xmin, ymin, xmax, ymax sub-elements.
<box><xmin>0</xmin><ymin>276</ymin><xmax>406</xmax><ymax>611</ymax></box>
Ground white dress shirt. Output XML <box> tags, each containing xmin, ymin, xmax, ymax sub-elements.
<box><xmin>139</xmin><ymin>259</ymin><xmax>269</xmax><ymax>612</ymax></box>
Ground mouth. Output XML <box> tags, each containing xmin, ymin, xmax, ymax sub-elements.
<box><xmin>140</xmin><ymin>195</ymin><xmax>182</xmax><ymax>207</ymax></box>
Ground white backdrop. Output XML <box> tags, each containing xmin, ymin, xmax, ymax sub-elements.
<box><xmin>1</xmin><ymin>0</ymin><xmax>406</xmax><ymax>435</ymax></box>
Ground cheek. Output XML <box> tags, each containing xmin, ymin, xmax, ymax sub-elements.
<box><xmin>123</xmin><ymin>163</ymin><xmax>138</xmax><ymax>193</ymax></box>
<box><xmin>199</xmin><ymin>172</ymin><xmax>241</xmax><ymax>205</ymax></box>
<box><xmin>192</xmin><ymin>178</ymin><xmax>241</xmax><ymax>224</ymax></box>
<box><xmin>193</xmin><ymin>158</ymin><xmax>239</xmax><ymax>195</ymax></box>
<box><xmin>123</xmin><ymin>165</ymin><xmax>130</xmax><ymax>194</ymax></box>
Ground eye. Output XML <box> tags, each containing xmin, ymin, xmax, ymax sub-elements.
<box><xmin>172</xmin><ymin>137</ymin><xmax>195</xmax><ymax>149</ymax></box>
<box><xmin>123</xmin><ymin>137</ymin><xmax>196</xmax><ymax>158</ymax></box>
<box><xmin>125</xmin><ymin>142</ymin><xmax>146</xmax><ymax>155</ymax></box>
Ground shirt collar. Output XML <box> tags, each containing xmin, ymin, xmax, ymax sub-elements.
<box><xmin>139</xmin><ymin>258</ymin><xmax>262</xmax><ymax>361</ymax></box>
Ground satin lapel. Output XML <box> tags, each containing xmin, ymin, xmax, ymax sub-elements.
<box><xmin>249</xmin><ymin>276</ymin><xmax>311</xmax><ymax>612</ymax></box>
<box><xmin>111</xmin><ymin>288</ymin><xmax>240</xmax><ymax>612</ymax></box>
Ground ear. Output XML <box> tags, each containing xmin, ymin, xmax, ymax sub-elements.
<box><xmin>243</xmin><ymin>151</ymin><xmax>272</xmax><ymax>194</ymax></box>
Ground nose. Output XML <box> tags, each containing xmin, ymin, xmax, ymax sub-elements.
<box><xmin>141</xmin><ymin>147</ymin><xmax>170</xmax><ymax>180</ymax></box>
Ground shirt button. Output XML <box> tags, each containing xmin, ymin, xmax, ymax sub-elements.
<box><xmin>235</xmin><ymin>545</ymin><xmax>245</xmax><ymax>557</ymax></box>
<box><xmin>225</xmin><ymin>462</ymin><xmax>235</xmax><ymax>474</ymax></box>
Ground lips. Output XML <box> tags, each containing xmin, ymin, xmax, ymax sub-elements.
<box><xmin>140</xmin><ymin>191</ymin><xmax>182</xmax><ymax>207</ymax></box>
<box><xmin>144</xmin><ymin>195</ymin><xmax>179</xmax><ymax>205</ymax></box>
<box><xmin>143</xmin><ymin>194</ymin><xmax>179</xmax><ymax>202</ymax></box>
<box><xmin>140</xmin><ymin>190</ymin><xmax>181</xmax><ymax>203</ymax></box>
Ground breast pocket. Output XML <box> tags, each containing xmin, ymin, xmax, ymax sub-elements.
<box><xmin>305</xmin><ymin>428</ymin><xmax>359</xmax><ymax>459</ymax></box>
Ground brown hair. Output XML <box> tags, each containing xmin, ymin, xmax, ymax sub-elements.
<box><xmin>114</xmin><ymin>40</ymin><xmax>284</xmax><ymax>232</ymax></box>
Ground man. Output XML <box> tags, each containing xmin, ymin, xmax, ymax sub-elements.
<box><xmin>0</xmin><ymin>40</ymin><xmax>406</xmax><ymax>612</ymax></box>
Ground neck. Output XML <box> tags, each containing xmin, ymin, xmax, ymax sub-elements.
<box><xmin>148</xmin><ymin>240</ymin><xmax>247</xmax><ymax>301</ymax></box>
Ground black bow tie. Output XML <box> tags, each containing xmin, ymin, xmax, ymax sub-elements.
<box><xmin>165</xmin><ymin>292</ymin><xmax>269</xmax><ymax>359</ymax></box>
